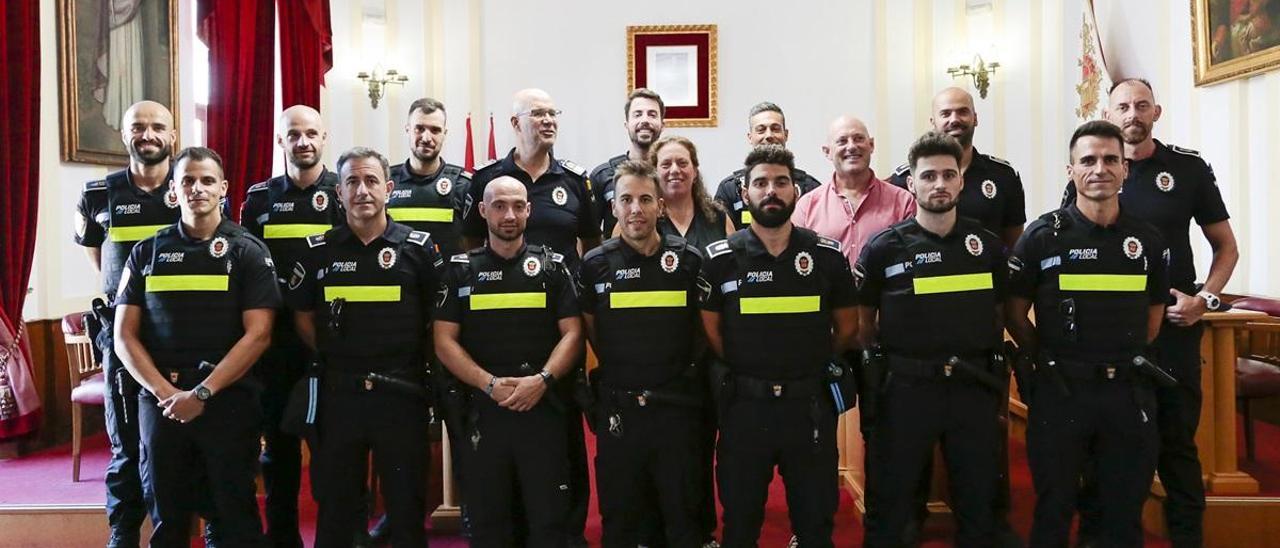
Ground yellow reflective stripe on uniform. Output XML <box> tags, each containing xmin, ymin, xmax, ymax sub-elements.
<box><xmin>388</xmin><ymin>207</ymin><xmax>453</xmax><ymax>222</ymax></box>
<box><xmin>609</xmin><ymin>290</ymin><xmax>686</xmax><ymax>309</ymax></box>
<box><xmin>146</xmin><ymin>275</ymin><xmax>229</xmax><ymax>292</ymax></box>
<box><xmin>263</xmin><ymin>224</ymin><xmax>331</xmax><ymax>239</ymax></box>
<box><xmin>739</xmin><ymin>295</ymin><xmax>821</xmax><ymax>314</ymax></box>
<box><xmin>741</xmin><ymin>210</ymin><xmax>753</xmax><ymax>224</ymax></box>
<box><xmin>324</xmin><ymin>285</ymin><xmax>402</xmax><ymax>302</ymax></box>
<box><xmin>108</xmin><ymin>224</ymin><xmax>169</xmax><ymax>242</ymax></box>
<box><xmin>912</xmin><ymin>273</ymin><xmax>994</xmax><ymax>295</ymax></box>
<box><xmin>469</xmin><ymin>292</ymin><xmax>547</xmax><ymax>310</ymax></box>
<box><xmin>1058</xmin><ymin>274</ymin><xmax>1147</xmax><ymax>292</ymax></box>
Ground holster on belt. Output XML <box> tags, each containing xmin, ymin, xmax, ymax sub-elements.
<box><xmin>433</xmin><ymin>364</ymin><xmax>472</xmax><ymax>430</ymax></box>
<box><xmin>1037</xmin><ymin>351</ymin><xmax>1073</xmax><ymax>398</ymax></box>
<box><xmin>825</xmin><ymin>355</ymin><xmax>857</xmax><ymax>416</ymax></box>
<box><xmin>707</xmin><ymin>358</ymin><xmax>734</xmax><ymax>423</ymax></box>
<box><xmin>858</xmin><ymin>347</ymin><xmax>889</xmax><ymax>427</ymax></box>
<box><xmin>1007</xmin><ymin>341</ymin><xmax>1036</xmax><ymax>402</ymax></box>
<box><xmin>569</xmin><ymin>365</ymin><xmax>595</xmax><ymax>417</ymax></box>
<box><xmin>282</xmin><ymin>359</ymin><xmax>322</xmax><ymax>443</ymax></box>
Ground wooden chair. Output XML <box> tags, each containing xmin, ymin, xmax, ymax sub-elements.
<box><xmin>62</xmin><ymin>312</ymin><xmax>104</xmax><ymax>481</ymax></box>
<box><xmin>1232</xmin><ymin>297</ymin><xmax>1280</xmax><ymax>460</ymax></box>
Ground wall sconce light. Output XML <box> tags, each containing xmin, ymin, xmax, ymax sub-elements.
<box><xmin>356</xmin><ymin>68</ymin><xmax>408</xmax><ymax>109</ymax></box>
<box><xmin>947</xmin><ymin>54</ymin><xmax>1000</xmax><ymax>99</ymax></box>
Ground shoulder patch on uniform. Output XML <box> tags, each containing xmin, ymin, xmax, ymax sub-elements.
<box><xmin>83</xmin><ymin>180</ymin><xmax>107</xmax><ymax>192</ymax></box>
<box><xmin>550</xmin><ymin>252</ymin><xmax>565</xmax><ymax>264</ymax></box>
<box><xmin>450</xmin><ymin>253</ymin><xmax>470</xmax><ymax>264</ymax></box>
<box><xmin>246</xmin><ymin>181</ymin><xmax>269</xmax><ymax>193</ymax></box>
<box><xmin>891</xmin><ymin>162</ymin><xmax>910</xmax><ymax>177</ymax></box>
<box><xmin>705</xmin><ymin>239</ymin><xmax>732</xmax><ymax>259</ymax></box>
<box><xmin>306</xmin><ymin>233</ymin><xmax>327</xmax><ymax>248</ymax></box>
<box><xmin>816</xmin><ymin>236</ymin><xmax>842</xmax><ymax>253</ymax></box>
<box><xmin>558</xmin><ymin>159</ymin><xmax>587</xmax><ymax>176</ymax></box>
<box><xmin>406</xmin><ymin>230</ymin><xmax>432</xmax><ymax>247</ymax></box>
<box><xmin>986</xmin><ymin>155</ymin><xmax>1015</xmax><ymax>168</ymax></box>
<box><xmin>1168</xmin><ymin>144</ymin><xmax>1202</xmax><ymax>158</ymax></box>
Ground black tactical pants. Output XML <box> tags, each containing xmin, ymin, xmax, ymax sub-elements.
<box><xmin>717</xmin><ymin>396</ymin><xmax>838</xmax><ymax>548</ymax></box>
<box><xmin>595</xmin><ymin>400</ymin><xmax>702</xmax><ymax>548</ymax></box>
<box><xmin>465</xmin><ymin>394</ymin><xmax>570</xmax><ymax>548</ymax></box>
<box><xmin>864</xmin><ymin>374</ymin><xmax>1001</xmax><ymax>548</ymax></box>
<box><xmin>1027</xmin><ymin>375</ymin><xmax>1158</xmax><ymax>548</ymax></box>
<box><xmin>138</xmin><ymin>383</ymin><xmax>265</xmax><ymax>548</ymax></box>
<box><xmin>313</xmin><ymin>387</ymin><xmax>429</xmax><ymax>548</ymax></box>
<box><xmin>99</xmin><ymin>336</ymin><xmax>148</xmax><ymax>547</ymax></box>
<box><xmin>256</xmin><ymin>337</ymin><xmax>309</xmax><ymax>548</ymax></box>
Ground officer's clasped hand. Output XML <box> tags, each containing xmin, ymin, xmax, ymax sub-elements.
<box><xmin>158</xmin><ymin>390</ymin><xmax>205</xmax><ymax>423</ymax></box>
<box><xmin>499</xmin><ymin>375</ymin><xmax>547</xmax><ymax>412</ymax></box>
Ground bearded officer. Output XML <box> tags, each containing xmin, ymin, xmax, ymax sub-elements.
<box><xmin>286</xmin><ymin>147</ymin><xmax>443</xmax><ymax>547</ymax></box>
<box><xmin>700</xmin><ymin>144</ymin><xmax>858</xmax><ymax>547</ymax></box>
<box><xmin>589</xmin><ymin>88</ymin><xmax>665</xmax><ymax>237</ymax></box>
<box><xmin>114</xmin><ymin>146</ymin><xmax>278</xmax><ymax>547</ymax></box>
<box><xmin>856</xmin><ymin>132</ymin><xmax>1007</xmax><ymax>547</ymax></box>
<box><xmin>239</xmin><ymin>104</ymin><xmax>342</xmax><ymax>548</ymax></box>
<box><xmin>579</xmin><ymin>160</ymin><xmax>706</xmax><ymax>547</ymax></box>
<box><xmin>436</xmin><ymin>176</ymin><xmax>585</xmax><ymax>547</ymax></box>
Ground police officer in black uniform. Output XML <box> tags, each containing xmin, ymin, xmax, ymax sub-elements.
<box><xmin>886</xmin><ymin>87</ymin><xmax>1027</xmax><ymax>248</ymax></box>
<box><xmin>74</xmin><ymin>100</ymin><xmax>186</xmax><ymax>547</ymax></box>
<box><xmin>699</xmin><ymin>145</ymin><xmax>858</xmax><ymax>547</ymax></box>
<box><xmin>114</xmin><ymin>146</ymin><xmax>278</xmax><ymax>547</ymax></box>
<box><xmin>885</xmin><ymin>87</ymin><xmax>1026</xmax><ymax>547</ymax></box>
<box><xmin>856</xmin><ymin>132</ymin><xmax>1006</xmax><ymax>547</ymax></box>
<box><xmin>285</xmin><ymin>147</ymin><xmax>442</xmax><ymax>548</ymax></box>
<box><xmin>590</xmin><ymin>88</ymin><xmax>665</xmax><ymax>236</ymax></box>
<box><xmin>435</xmin><ymin>176</ymin><xmax>585</xmax><ymax>547</ymax></box>
<box><xmin>1061</xmin><ymin>80</ymin><xmax>1237</xmax><ymax>548</ymax></box>
<box><xmin>239</xmin><ymin>104</ymin><xmax>343</xmax><ymax>548</ymax></box>
<box><xmin>389</xmin><ymin>97</ymin><xmax>471</xmax><ymax>257</ymax></box>
<box><xmin>579</xmin><ymin>161</ymin><xmax>705</xmax><ymax>547</ymax></box>
<box><xmin>463</xmin><ymin>88</ymin><xmax>600</xmax><ymax>545</ymax></box>
<box><xmin>712</xmin><ymin>102</ymin><xmax>822</xmax><ymax>230</ymax></box>
<box><xmin>1007</xmin><ymin>121</ymin><xmax>1170</xmax><ymax>547</ymax></box>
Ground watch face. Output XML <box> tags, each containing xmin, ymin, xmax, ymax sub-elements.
<box><xmin>196</xmin><ymin>386</ymin><xmax>211</xmax><ymax>400</ymax></box>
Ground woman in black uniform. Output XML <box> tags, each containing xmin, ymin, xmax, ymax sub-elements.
<box><xmin>649</xmin><ymin>136</ymin><xmax>735</xmax><ymax>250</ymax></box>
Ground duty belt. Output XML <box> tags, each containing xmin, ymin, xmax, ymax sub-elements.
<box><xmin>158</xmin><ymin>362</ymin><xmax>216</xmax><ymax>390</ymax></box>
<box><xmin>730</xmin><ymin>373</ymin><xmax>825</xmax><ymax>400</ymax></box>
<box><xmin>602</xmin><ymin>383</ymin><xmax>702</xmax><ymax>409</ymax></box>
<box><xmin>1053</xmin><ymin>356</ymin><xmax>1177</xmax><ymax>387</ymax></box>
<box><xmin>324</xmin><ymin>369</ymin><xmax>428</xmax><ymax>398</ymax></box>
<box><xmin>886</xmin><ymin>352</ymin><xmax>1004</xmax><ymax>392</ymax></box>
<box><xmin>481</xmin><ymin>361</ymin><xmax>541</xmax><ymax>377</ymax></box>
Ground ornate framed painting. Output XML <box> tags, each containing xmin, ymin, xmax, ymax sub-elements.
<box><xmin>627</xmin><ymin>25</ymin><xmax>718</xmax><ymax>127</ymax></box>
<box><xmin>57</xmin><ymin>0</ymin><xmax>180</xmax><ymax>165</ymax></box>
<box><xmin>1193</xmin><ymin>0</ymin><xmax>1280</xmax><ymax>85</ymax></box>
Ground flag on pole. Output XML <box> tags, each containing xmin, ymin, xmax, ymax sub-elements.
<box><xmin>463</xmin><ymin>113</ymin><xmax>476</xmax><ymax>173</ymax></box>
<box><xmin>487</xmin><ymin>113</ymin><xmax>498</xmax><ymax>161</ymax></box>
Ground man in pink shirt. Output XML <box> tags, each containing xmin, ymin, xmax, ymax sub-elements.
<box><xmin>792</xmin><ymin>115</ymin><xmax>916</xmax><ymax>268</ymax></box>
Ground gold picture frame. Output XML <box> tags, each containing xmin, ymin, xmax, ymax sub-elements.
<box><xmin>57</xmin><ymin>0</ymin><xmax>180</xmax><ymax>165</ymax></box>
<box><xmin>1192</xmin><ymin>0</ymin><xmax>1280</xmax><ymax>86</ymax></box>
<box><xmin>627</xmin><ymin>24</ymin><xmax>718</xmax><ymax>128</ymax></box>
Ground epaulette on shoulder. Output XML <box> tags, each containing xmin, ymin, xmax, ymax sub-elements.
<box><xmin>1034</xmin><ymin>209</ymin><xmax>1070</xmax><ymax>232</ymax></box>
<box><xmin>662</xmin><ymin>233</ymin><xmax>687</xmax><ymax>249</ymax></box>
<box><xmin>891</xmin><ymin>162</ymin><xmax>910</xmax><ymax>177</ymax></box>
<box><xmin>705</xmin><ymin>239</ymin><xmax>732</xmax><ymax>259</ymax></box>
<box><xmin>558</xmin><ymin>159</ymin><xmax>586</xmax><ymax>176</ymax></box>
<box><xmin>306</xmin><ymin>233</ymin><xmax>326</xmax><ymax>248</ymax></box>
<box><xmin>450</xmin><ymin>253</ymin><xmax>470</xmax><ymax>264</ymax></box>
<box><xmin>986</xmin><ymin>154</ymin><xmax>1015</xmax><ymax>169</ymax></box>
<box><xmin>1168</xmin><ymin>144</ymin><xmax>1202</xmax><ymax>158</ymax></box>
<box><xmin>83</xmin><ymin>180</ymin><xmax>107</xmax><ymax>192</ymax></box>
<box><xmin>406</xmin><ymin>230</ymin><xmax>432</xmax><ymax>247</ymax></box>
<box><xmin>246</xmin><ymin>181</ymin><xmax>269</xmax><ymax>193</ymax></box>
<box><xmin>816</xmin><ymin>236</ymin><xmax>842</xmax><ymax>253</ymax></box>
<box><xmin>472</xmin><ymin>158</ymin><xmax>499</xmax><ymax>172</ymax></box>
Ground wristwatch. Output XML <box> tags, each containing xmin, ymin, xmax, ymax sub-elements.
<box><xmin>538</xmin><ymin>369</ymin><xmax>555</xmax><ymax>387</ymax></box>
<box><xmin>1196</xmin><ymin>290</ymin><xmax>1223</xmax><ymax>312</ymax></box>
<box><xmin>193</xmin><ymin>383</ymin><xmax>212</xmax><ymax>401</ymax></box>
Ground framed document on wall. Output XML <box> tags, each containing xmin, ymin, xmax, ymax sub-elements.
<box><xmin>627</xmin><ymin>25</ymin><xmax>718</xmax><ymax>128</ymax></box>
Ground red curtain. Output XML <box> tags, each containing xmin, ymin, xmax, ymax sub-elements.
<box><xmin>198</xmin><ymin>0</ymin><xmax>276</xmax><ymax>215</ymax></box>
<box><xmin>278</xmin><ymin>0</ymin><xmax>333</xmax><ymax>109</ymax></box>
<box><xmin>0</xmin><ymin>0</ymin><xmax>42</xmax><ymax>439</ymax></box>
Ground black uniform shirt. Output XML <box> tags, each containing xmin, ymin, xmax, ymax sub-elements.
<box><xmin>579</xmin><ymin>235</ymin><xmax>705</xmax><ymax>389</ymax></box>
<box><xmin>887</xmin><ymin>148</ymin><xmax>1027</xmax><ymax>234</ymax></box>
<box><xmin>855</xmin><ymin>217</ymin><xmax>1007</xmax><ymax>358</ymax></box>
<box><xmin>713</xmin><ymin>167</ymin><xmax>823</xmax><ymax>230</ymax></box>
<box><xmin>388</xmin><ymin>160</ymin><xmax>472</xmax><ymax>257</ymax></box>
<box><xmin>657</xmin><ymin>208</ymin><xmax>730</xmax><ymax>253</ymax></box>
<box><xmin>1008</xmin><ymin>205</ymin><xmax>1170</xmax><ymax>362</ymax></box>
<box><xmin>589</xmin><ymin>152</ymin><xmax>629</xmax><ymax>237</ymax></box>
<box><xmin>240</xmin><ymin>169</ymin><xmax>344</xmax><ymax>289</ymax></box>
<box><xmin>436</xmin><ymin>244</ymin><xmax>580</xmax><ymax>373</ymax></box>
<box><xmin>698</xmin><ymin>227</ymin><xmax>856</xmax><ymax>380</ymax></box>
<box><xmin>117</xmin><ymin>219</ymin><xmax>280</xmax><ymax>369</ymax></box>
<box><xmin>285</xmin><ymin>221</ymin><xmax>443</xmax><ymax>373</ymax></box>
<box><xmin>76</xmin><ymin>169</ymin><xmax>182</xmax><ymax>296</ymax></box>
<box><xmin>1060</xmin><ymin>140</ymin><xmax>1229</xmax><ymax>294</ymax></box>
<box><xmin>463</xmin><ymin>149</ymin><xmax>600</xmax><ymax>267</ymax></box>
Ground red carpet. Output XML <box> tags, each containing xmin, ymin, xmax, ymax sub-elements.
<box><xmin>8</xmin><ymin>413</ymin><xmax>1280</xmax><ymax>546</ymax></box>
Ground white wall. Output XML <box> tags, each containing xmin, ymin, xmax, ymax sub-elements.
<box><xmin>25</xmin><ymin>0</ymin><xmax>1280</xmax><ymax>321</ymax></box>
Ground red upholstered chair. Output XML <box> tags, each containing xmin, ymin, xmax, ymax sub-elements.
<box><xmin>62</xmin><ymin>312</ymin><xmax>104</xmax><ymax>481</ymax></box>
<box><xmin>1232</xmin><ymin>297</ymin><xmax>1280</xmax><ymax>460</ymax></box>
